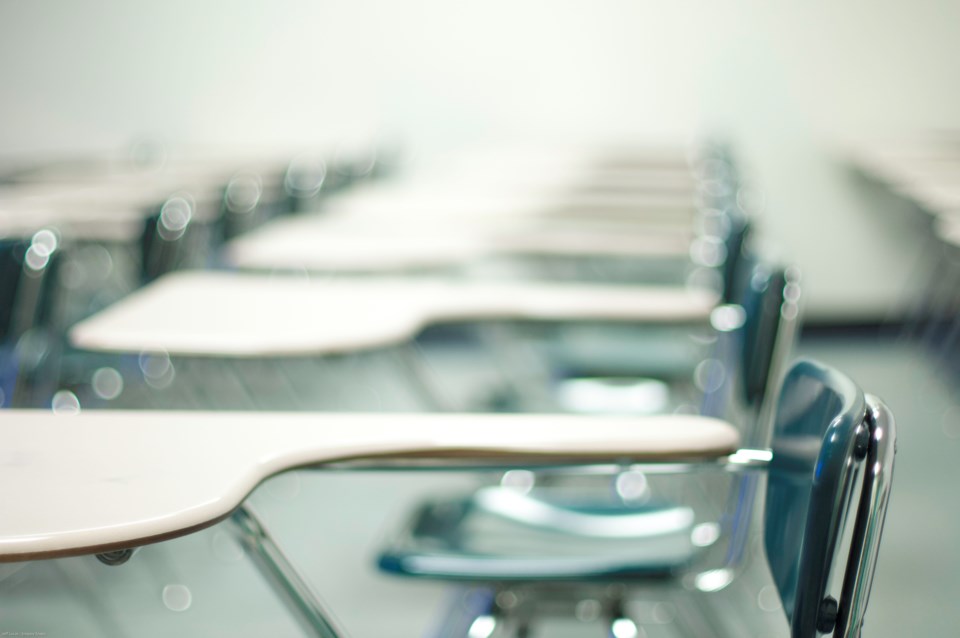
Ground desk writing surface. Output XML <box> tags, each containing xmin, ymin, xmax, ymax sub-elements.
<box><xmin>225</xmin><ymin>214</ymin><xmax>692</xmax><ymax>272</ymax></box>
<box><xmin>69</xmin><ymin>271</ymin><xmax>717</xmax><ymax>357</ymax></box>
<box><xmin>0</xmin><ymin>409</ymin><xmax>740</xmax><ymax>561</ymax></box>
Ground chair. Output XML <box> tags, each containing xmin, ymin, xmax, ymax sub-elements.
<box><xmin>376</xmin><ymin>359</ymin><xmax>896</xmax><ymax>638</ymax></box>
<box><xmin>0</xmin><ymin>231</ymin><xmax>62</xmax><ymax>407</ymax></box>
<box><xmin>139</xmin><ymin>193</ymin><xmax>215</xmax><ymax>284</ymax></box>
<box><xmin>372</xmin><ymin>254</ymin><xmax>799</xmax><ymax>592</ymax></box>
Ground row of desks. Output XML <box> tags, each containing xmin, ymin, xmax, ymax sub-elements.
<box><xmin>0</xmin><ymin>142</ymin><xmax>796</xmax><ymax>638</ymax></box>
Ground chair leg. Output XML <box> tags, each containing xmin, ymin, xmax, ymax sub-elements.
<box><xmin>229</xmin><ymin>505</ymin><xmax>343</xmax><ymax>638</ymax></box>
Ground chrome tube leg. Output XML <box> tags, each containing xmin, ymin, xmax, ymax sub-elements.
<box><xmin>897</xmin><ymin>231</ymin><xmax>941</xmax><ymax>341</ymax></box>
<box><xmin>428</xmin><ymin>587</ymin><xmax>495</xmax><ymax>638</ymax></box>
<box><xmin>53</xmin><ymin>559</ymin><xmax>127</xmax><ymax>638</ymax></box>
<box><xmin>229</xmin><ymin>505</ymin><xmax>344</xmax><ymax>638</ymax></box>
<box><xmin>431</xmin><ymin>586</ymin><xmax>536</xmax><ymax>638</ymax></box>
<box><xmin>473</xmin><ymin>322</ymin><xmax>556</xmax><ymax>413</ymax></box>
<box><xmin>394</xmin><ymin>342</ymin><xmax>457</xmax><ymax>412</ymax></box>
<box><xmin>917</xmin><ymin>248</ymin><xmax>960</xmax><ymax>347</ymax></box>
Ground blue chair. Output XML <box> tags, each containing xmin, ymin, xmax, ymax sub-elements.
<box><xmin>282</xmin><ymin>153</ymin><xmax>329</xmax><ymax>214</ymax></box>
<box><xmin>525</xmin><ymin>254</ymin><xmax>797</xmax><ymax>543</ymax></box>
<box><xmin>139</xmin><ymin>193</ymin><xmax>212</xmax><ymax>284</ymax></box>
<box><xmin>487</xmin><ymin>213</ymin><xmax>760</xmax><ymax>419</ymax></box>
<box><xmin>376</xmin><ymin>359</ymin><xmax>897</xmax><ymax>638</ymax></box>
<box><xmin>377</xmin><ymin>262</ymin><xmax>794</xmax><ymax>578</ymax></box>
<box><xmin>216</xmin><ymin>171</ymin><xmax>271</xmax><ymax>242</ymax></box>
<box><xmin>0</xmin><ymin>232</ymin><xmax>62</xmax><ymax>407</ymax></box>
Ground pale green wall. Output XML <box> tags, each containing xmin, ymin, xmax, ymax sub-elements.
<box><xmin>1</xmin><ymin>0</ymin><xmax>957</xmax><ymax>319</ymax></box>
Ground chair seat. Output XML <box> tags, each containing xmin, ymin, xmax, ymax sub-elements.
<box><xmin>378</xmin><ymin>488</ymin><xmax>706</xmax><ymax>581</ymax></box>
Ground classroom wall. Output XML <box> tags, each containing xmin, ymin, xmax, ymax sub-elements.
<box><xmin>2</xmin><ymin>0</ymin><xmax>957</xmax><ymax>320</ymax></box>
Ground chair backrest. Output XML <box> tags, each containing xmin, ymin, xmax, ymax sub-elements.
<box><xmin>217</xmin><ymin>172</ymin><xmax>266</xmax><ymax>242</ymax></box>
<box><xmin>283</xmin><ymin>154</ymin><xmax>328</xmax><ymax>213</ymax></box>
<box><xmin>0</xmin><ymin>234</ymin><xmax>61</xmax><ymax>343</ymax></box>
<box><xmin>765</xmin><ymin>359</ymin><xmax>896</xmax><ymax>638</ymax></box>
<box><xmin>738</xmin><ymin>262</ymin><xmax>798</xmax><ymax>412</ymax></box>
<box><xmin>0</xmin><ymin>238</ymin><xmax>24</xmax><ymax>341</ymax></box>
<box><xmin>140</xmin><ymin>195</ymin><xmax>198</xmax><ymax>283</ymax></box>
<box><xmin>694</xmin><ymin>142</ymin><xmax>749</xmax><ymax>306</ymax></box>
<box><xmin>700</xmin><ymin>258</ymin><xmax>796</xmax><ymax>447</ymax></box>
<box><xmin>0</xmin><ymin>233</ymin><xmax>62</xmax><ymax>408</ymax></box>
<box><xmin>720</xmin><ymin>215</ymin><xmax>752</xmax><ymax>304</ymax></box>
